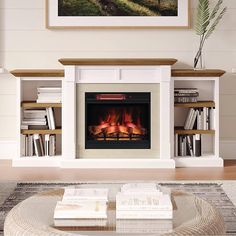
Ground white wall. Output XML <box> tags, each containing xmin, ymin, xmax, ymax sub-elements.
<box><xmin>0</xmin><ymin>0</ymin><xmax>236</xmax><ymax>158</ymax></box>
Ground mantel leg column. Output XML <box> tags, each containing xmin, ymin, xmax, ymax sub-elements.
<box><xmin>62</xmin><ymin>66</ymin><xmax>76</xmax><ymax>160</ymax></box>
<box><xmin>160</xmin><ymin>66</ymin><xmax>174</xmax><ymax>160</ymax></box>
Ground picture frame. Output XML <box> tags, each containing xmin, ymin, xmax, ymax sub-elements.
<box><xmin>46</xmin><ymin>0</ymin><xmax>190</xmax><ymax>29</ymax></box>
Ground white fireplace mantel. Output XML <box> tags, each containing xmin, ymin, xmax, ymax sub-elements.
<box><xmin>61</xmin><ymin>59</ymin><xmax>177</xmax><ymax>168</ymax></box>
<box><xmin>10</xmin><ymin>59</ymin><xmax>225</xmax><ymax>168</ymax></box>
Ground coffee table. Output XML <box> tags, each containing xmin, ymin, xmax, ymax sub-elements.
<box><xmin>4</xmin><ymin>184</ymin><xmax>225</xmax><ymax>236</ymax></box>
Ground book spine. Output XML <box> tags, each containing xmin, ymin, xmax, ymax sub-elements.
<box><xmin>195</xmin><ymin>134</ymin><xmax>201</xmax><ymax>157</ymax></box>
<box><xmin>210</xmin><ymin>108</ymin><xmax>215</xmax><ymax>130</ymax></box>
<box><xmin>116</xmin><ymin>211</ymin><xmax>173</xmax><ymax>220</ymax></box>
<box><xmin>186</xmin><ymin>135</ymin><xmax>194</xmax><ymax>157</ymax></box>
<box><xmin>49</xmin><ymin>107</ymin><xmax>56</xmax><ymax>130</ymax></box>
<box><xmin>45</xmin><ymin>134</ymin><xmax>50</xmax><ymax>156</ymax></box>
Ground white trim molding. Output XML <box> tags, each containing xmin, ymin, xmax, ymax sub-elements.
<box><xmin>0</xmin><ymin>141</ymin><xmax>17</xmax><ymax>159</ymax></box>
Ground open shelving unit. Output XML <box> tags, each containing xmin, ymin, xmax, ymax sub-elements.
<box><xmin>172</xmin><ymin>69</ymin><xmax>225</xmax><ymax>167</ymax></box>
<box><xmin>11</xmin><ymin>69</ymin><xmax>64</xmax><ymax>167</ymax></box>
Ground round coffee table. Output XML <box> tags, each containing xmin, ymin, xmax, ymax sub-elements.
<box><xmin>4</xmin><ymin>188</ymin><xmax>225</xmax><ymax>236</ymax></box>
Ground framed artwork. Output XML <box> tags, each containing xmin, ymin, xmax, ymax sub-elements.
<box><xmin>46</xmin><ymin>0</ymin><xmax>190</xmax><ymax>29</ymax></box>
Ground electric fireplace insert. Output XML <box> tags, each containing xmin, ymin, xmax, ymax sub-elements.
<box><xmin>85</xmin><ymin>92</ymin><xmax>151</xmax><ymax>149</ymax></box>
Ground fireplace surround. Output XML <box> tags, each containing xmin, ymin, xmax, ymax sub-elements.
<box><xmin>60</xmin><ymin>59</ymin><xmax>176</xmax><ymax>168</ymax></box>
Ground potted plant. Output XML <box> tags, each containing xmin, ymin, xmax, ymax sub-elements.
<box><xmin>194</xmin><ymin>0</ymin><xmax>227</xmax><ymax>69</ymax></box>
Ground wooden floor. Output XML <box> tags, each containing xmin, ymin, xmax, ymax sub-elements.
<box><xmin>0</xmin><ymin>160</ymin><xmax>236</xmax><ymax>181</ymax></box>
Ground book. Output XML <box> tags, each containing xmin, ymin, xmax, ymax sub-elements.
<box><xmin>189</xmin><ymin>110</ymin><xmax>198</xmax><ymax>130</ymax></box>
<box><xmin>120</xmin><ymin>183</ymin><xmax>160</xmax><ymax>194</ymax></box>
<box><xmin>46</xmin><ymin>107</ymin><xmax>56</xmax><ymax>130</ymax></box>
<box><xmin>210</xmin><ymin>108</ymin><xmax>215</xmax><ymax>130</ymax></box>
<box><xmin>54</xmin><ymin>201</ymin><xmax>107</xmax><ymax>219</ymax></box>
<box><xmin>21</xmin><ymin>135</ymin><xmax>26</xmax><ymax>156</ymax></box>
<box><xmin>184</xmin><ymin>108</ymin><xmax>194</xmax><ymax>130</ymax></box>
<box><xmin>116</xmin><ymin>194</ymin><xmax>172</xmax><ymax>211</ymax></box>
<box><xmin>63</xmin><ymin>188</ymin><xmax>109</xmax><ymax>202</ymax></box>
<box><xmin>174</xmin><ymin>88</ymin><xmax>199</xmax><ymax>94</ymax></box>
<box><xmin>37</xmin><ymin>87</ymin><xmax>62</xmax><ymax>93</ymax></box>
<box><xmin>186</xmin><ymin>135</ymin><xmax>194</xmax><ymax>157</ymax></box>
<box><xmin>33</xmin><ymin>134</ymin><xmax>44</xmax><ymax>157</ymax></box>
<box><xmin>195</xmin><ymin>134</ymin><xmax>202</xmax><ymax>157</ymax></box>
<box><xmin>116</xmin><ymin>210</ymin><xmax>173</xmax><ymax>220</ymax></box>
<box><xmin>54</xmin><ymin>219</ymin><xmax>107</xmax><ymax>227</ymax></box>
<box><xmin>49</xmin><ymin>135</ymin><xmax>56</xmax><ymax>156</ymax></box>
<box><xmin>45</xmin><ymin>134</ymin><xmax>50</xmax><ymax>156</ymax></box>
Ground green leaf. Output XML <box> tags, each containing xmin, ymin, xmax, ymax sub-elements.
<box><xmin>209</xmin><ymin>0</ymin><xmax>223</xmax><ymax>20</ymax></box>
<box><xmin>195</xmin><ymin>0</ymin><xmax>210</xmax><ymax>36</ymax></box>
<box><xmin>205</xmin><ymin>7</ymin><xmax>227</xmax><ymax>39</ymax></box>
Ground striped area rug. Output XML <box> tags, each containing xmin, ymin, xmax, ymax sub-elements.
<box><xmin>0</xmin><ymin>182</ymin><xmax>236</xmax><ymax>235</ymax></box>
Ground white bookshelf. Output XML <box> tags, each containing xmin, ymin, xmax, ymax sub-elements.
<box><xmin>12</xmin><ymin>70</ymin><xmax>64</xmax><ymax>167</ymax></box>
<box><xmin>172</xmin><ymin>71</ymin><xmax>224</xmax><ymax>167</ymax></box>
<box><xmin>10</xmin><ymin>63</ymin><xmax>225</xmax><ymax>168</ymax></box>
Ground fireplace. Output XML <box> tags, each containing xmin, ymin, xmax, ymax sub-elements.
<box><xmin>85</xmin><ymin>93</ymin><xmax>151</xmax><ymax>149</ymax></box>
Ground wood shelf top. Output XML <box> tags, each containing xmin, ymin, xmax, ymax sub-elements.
<box><xmin>21</xmin><ymin>129</ymin><xmax>62</xmax><ymax>135</ymax></box>
<box><xmin>175</xmin><ymin>101</ymin><xmax>215</xmax><ymax>108</ymax></box>
<box><xmin>10</xmin><ymin>69</ymin><xmax>64</xmax><ymax>77</ymax></box>
<box><xmin>59</xmin><ymin>58</ymin><xmax>178</xmax><ymax>66</ymax></box>
<box><xmin>171</xmin><ymin>69</ymin><xmax>225</xmax><ymax>77</ymax></box>
<box><xmin>175</xmin><ymin>127</ymin><xmax>215</xmax><ymax>135</ymax></box>
<box><xmin>21</xmin><ymin>101</ymin><xmax>62</xmax><ymax>108</ymax></box>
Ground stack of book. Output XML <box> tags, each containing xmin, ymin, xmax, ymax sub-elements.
<box><xmin>174</xmin><ymin>88</ymin><xmax>199</xmax><ymax>103</ymax></box>
<box><xmin>37</xmin><ymin>87</ymin><xmax>62</xmax><ymax>103</ymax></box>
<box><xmin>116</xmin><ymin>219</ymin><xmax>173</xmax><ymax>234</ymax></box>
<box><xmin>21</xmin><ymin>134</ymin><xmax>56</xmax><ymax>157</ymax></box>
<box><xmin>54</xmin><ymin>188</ymin><xmax>109</xmax><ymax>227</ymax></box>
<box><xmin>116</xmin><ymin>183</ymin><xmax>173</xmax><ymax>220</ymax></box>
<box><xmin>21</xmin><ymin>108</ymin><xmax>56</xmax><ymax>130</ymax></box>
<box><xmin>21</xmin><ymin>109</ymin><xmax>47</xmax><ymax>130</ymax></box>
<box><xmin>184</xmin><ymin>107</ymin><xmax>215</xmax><ymax>130</ymax></box>
<box><xmin>175</xmin><ymin>134</ymin><xmax>201</xmax><ymax>157</ymax></box>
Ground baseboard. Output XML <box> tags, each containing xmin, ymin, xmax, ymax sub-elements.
<box><xmin>220</xmin><ymin>139</ymin><xmax>236</xmax><ymax>160</ymax></box>
<box><xmin>0</xmin><ymin>141</ymin><xmax>17</xmax><ymax>159</ymax></box>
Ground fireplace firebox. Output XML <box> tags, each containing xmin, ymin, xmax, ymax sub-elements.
<box><xmin>85</xmin><ymin>92</ymin><xmax>151</xmax><ymax>149</ymax></box>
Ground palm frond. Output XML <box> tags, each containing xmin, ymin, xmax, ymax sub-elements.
<box><xmin>209</xmin><ymin>0</ymin><xmax>223</xmax><ymax>20</ymax></box>
<box><xmin>195</xmin><ymin>0</ymin><xmax>210</xmax><ymax>35</ymax></box>
<box><xmin>205</xmin><ymin>7</ymin><xmax>227</xmax><ymax>39</ymax></box>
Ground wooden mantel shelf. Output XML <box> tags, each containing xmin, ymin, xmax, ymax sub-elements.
<box><xmin>10</xmin><ymin>69</ymin><xmax>64</xmax><ymax>77</ymax></box>
<box><xmin>59</xmin><ymin>58</ymin><xmax>178</xmax><ymax>66</ymax></box>
<box><xmin>172</xmin><ymin>69</ymin><xmax>225</xmax><ymax>77</ymax></box>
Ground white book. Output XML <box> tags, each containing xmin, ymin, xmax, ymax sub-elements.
<box><xmin>116</xmin><ymin>194</ymin><xmax>172</xmax><ymax>211</ymax></box>
<box><xmin>203</xmin><ymin>107</ymin><xmax>207</xmax><ymax>130</ymax></box>
<box><xmin>193</xmin><ymin>135</ymin><xmax>196</xmax><ymax>156</ymax></box>
<box><xmin>175</xmin><ymin>134</ymin><xmax>178</xmax><ymax>157</ymax></box>
<box><xmin>184</xmin><ymin>108</ymin><xmax>194</xmax><ymax>130</ymax></box>
<box><xmin>21</xmin><ymin>135</ymin><xmax>26</xmax><ymax>156</ymax></box>
<box><xmin>210</xmin><ymin>108</ymin><xmax>215</xmax><ymax>130</ymax></box>
<box><xmin>54</xmin><ymin>219</ymin><xmax>107</xmax><ymax>227</ymax></box>
<box><xmin>37</xmin><ymin>99</ymin><xmax>61</xmax><ymax>103</ymax></box>
<box><xmin>37</xmin><ymin>87</ymin><xmax>62</xmax><ymax>93</ymax></box>
<box><xmin>183</xmin><ymin>137</ymin><xmax>187</xmax><ymax>156</ymax></box>
<box><xmin>38</xmin><ymin>93</ymin><xmax>62</xmax><ymax>98</ymax></box>
<box><xmin>63</xmin><ymin>188</ymin><xmax>108</xmax><ymax>202</ymax></box>
<box><xmin>45</xmin><ymin>134</ymin><xmax>50</xmax><ymax>156</ymax></box>
<box><xmin>54</xmin><ymin>201</ymin><xmax>107</xmax><ymax>219</ymax></box>
<box><xmin>189</xmin><ymin>110</ymin><xmax>198</xmax><ymax>130</ymax></box>
<box><xmin>49</xmin><ymin>135</ymin><xmax>56</xmax><ymax>156</ymax></box>
<box><xmin>121</xmin><ymin>183</ymin><xmax>159</xmax><ymax>193</ymax></box>
<box><xmin>22</xmin><ymin>121</ymin><xmax>47</xmax><ymax>125</ymax></box>
<box><xmin>116</xmin><ymin>219</ymin><xmax>173</xmax><ymax>233</ymax></box>
<box><xmin>48</xmin><ymin>107</ymin><xmax>56</xmax><ymax>130</ymax></box>
<box><xmin>116</xmin><ymin>210</ymin><xmax>173</xmax><ymax>220</ymax></box>
<box><xmin>46</xmin><ymin>108</ymin><xmax>52</xmax><ymax>130</ymax></box>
